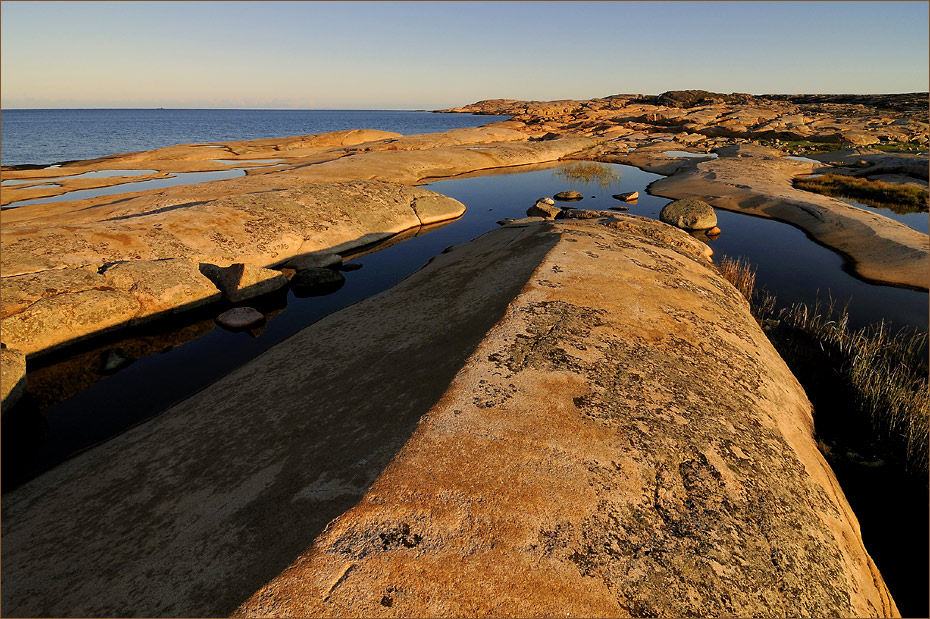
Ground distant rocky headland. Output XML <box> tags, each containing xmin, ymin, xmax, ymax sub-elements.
<box><xmin>1</xmin><ymin>90</ymin><xmax>926</xmax><ymax>617</ymax></box>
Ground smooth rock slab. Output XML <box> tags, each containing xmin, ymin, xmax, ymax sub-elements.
<box><xmin>0</xmin><ymin>289</ymin><xmax>141</xmax><ymax>357</ymax></box>
<box><xmin>235</xmin><ymin>217</ymin><xmax>894</xmax><ymax>618</ymax></box>
<box><xmin>103</xmin><ymin>258</ymin><xmax>221</xmax><ymax>322</ymax></box>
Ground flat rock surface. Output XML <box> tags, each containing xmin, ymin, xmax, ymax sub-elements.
<box><xmin>1</xmin><ymin>217</ymin><xmax>895</xmax><ymax>617</ymax></box>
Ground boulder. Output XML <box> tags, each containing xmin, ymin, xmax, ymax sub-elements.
<box><xmin>553</xmin><ymin>190</ymin><xmax>584</xmax><ymax>201</ymax></box>
<box><xmin>659</xmin><ymin>198</ymin><xmax>718</xmax><ymax>230</ymax></box>
<box><xmin>526</xmin><ymin>201</ymin><xmax>561</xmax><ymax>219</ymax></box>
<box><xmin>199</xmin><ymin>263</ymin><xmax>289</xmax><ymax>303</ymax></box>
<box><xmin>215</xmin><ymin>307</ymin><xmax>265</xmax><ymax>331</ymax></box>
<box><xmin>290</xmin><ymin>268</ymin><xmax>346</xmax><ymax>297</ymax></box>
<box><xmin>103</xmin><ymin>258</ymin><xmax>221</xmax><ymax>322</ymax></box>
<box><xmin>1</xmin><ymin>346</ymin><xmax>27</xmax><ymax>411</ymax></box>
<box><xmin>537</xmin><ymin>197</ymin><xmax>556</xmax><ymax>206</ymax></box>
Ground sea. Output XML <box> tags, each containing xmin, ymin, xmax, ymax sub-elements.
<box><xmin>0</xmin><ymin>108</ymin><xmax>509</xmax><ymax>167</ymax></box>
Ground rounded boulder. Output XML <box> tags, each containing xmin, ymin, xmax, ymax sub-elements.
<box><xmin>659</xmin><ymin>198</ymin><xmax>717</xmax><ymax>230</ymax></box>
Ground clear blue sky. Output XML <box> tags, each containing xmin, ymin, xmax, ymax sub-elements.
<box><xmin>2</xmin><ymin>1</ymin><xmax>927</xmax><ymax>109</ymax></box>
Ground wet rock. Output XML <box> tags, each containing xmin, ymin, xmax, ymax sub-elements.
<box><xmin>608</xmin><ymin>205</ymin><xmax>629</xmax><ymax>211</ymax></box>
<box><xmin>612</xmin><ymin>191</ymin><xmax>639</xmax><ymax>202</ymax></box>
<box><xmin>706</xmin><ymin>226</ymin><xmax>722</xmax><ymax>237</ymax></box>
<box><xmin>290</xmin><ymin>268</ymin><xmax>346</xmax><ymax>297</ymax></box>
<box><xmin>215</xmin><ymin>307</ymin><xmax>265</xmax><ymax>330</ymax></box>
<box><xmin>553</xmin><ymin>190</ymin><xmax>584</xmax><ymax>201</ymax></box>
<box><xmin>659</xmin><ymin>198</ymin><xmax>718</xmax><ymax>230</ymax></box>
<box><xmin>526</xmin><ymin>201</ymin><xmax>561</xmax><ymax>219</ymax></box>
<box><xmin>338</xmin><ymin>262</ymin><xmax>363</xmax><ymax>272</ymax></box>
<box><xmin>1</xmin><ymin>346</ymin><xmax>27</xmax><ymax>411</ymax></box>
<box><xmin>283</xmin><ymin>253</ymin><xmax>342</xmax><ymax>270</ymax></box>
<box><xmin>199</xmin><ymin>263</ymin><xmax>289</xmax><ymax>303</ymax></box>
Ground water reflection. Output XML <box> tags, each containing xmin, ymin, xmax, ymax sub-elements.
<box><xmin>2</xmin><ymin>169</ymin><xmax>246</xmax><ymax>208</ymax></box>
<box><xmin>663</xmin><ymin>150</ymin><xmax>718</xmax><ymax>158</ymax></box>
<box><xmin>1</xmin><ymin>169</ymin><xmax>156</xmax><ymax>185</ymax></box>
<box><xmin>4</xmin><ymin>160</ymin><xmax>927</xmax><ymax>488</ymax></box>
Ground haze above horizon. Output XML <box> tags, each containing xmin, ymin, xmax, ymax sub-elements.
<box><xmin>2</xmin><ymin>1</ymin><xmax>928</xmax><ymax>110</ymax></box>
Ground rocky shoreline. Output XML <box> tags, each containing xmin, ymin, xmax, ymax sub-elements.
<box><xmin>1</xmin><ymin>91</ymin><xmax>926</xmax><ymax>616</ymax></box>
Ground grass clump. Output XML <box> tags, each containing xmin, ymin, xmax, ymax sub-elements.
<box><xmin>554</xmin><ymin>162</ymin><xmax>621</xmax><ymax>189</ymax></box>
<box><xmin>794</xmin><ymin>173</ymin><xmax>929</xmax><ymax>214</ymax></box>
<box><xmin>765</xmin><ymin>140</ymin><xmax>849</xmax><ymax>155</ymax></box>
<box><xmin>870</xmin><ymin>142</ymin><xmax>925</xmax><ymax>153</ymax></box>
<box><xmin>717</xmin><ymin>257</ymin><xmax>929</xmax><ymax>483</ymax></box>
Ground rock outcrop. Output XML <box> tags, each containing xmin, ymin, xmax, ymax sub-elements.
<box><xmin>0</xmin><ymin>180</ymin><xmax>466</xmax><ymax>358</ymax></box>
<box><xmin>233</xmin><ymin>214</ymin><xmax>896</xmax><ymax>618</ymax></box>
<box><xmin>1</xmin><ymin>129</ymin><xmax>597</xmax><ymax>357</ymax></box>
<box><xmin>0</xmin><ymin>216</ymin><xmax>894</xmax><ymax>616</ymax></box>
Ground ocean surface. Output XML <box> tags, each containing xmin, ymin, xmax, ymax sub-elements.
<box><xmin>0</xmin><ymin>108</ymin><xmax>508</xmax><ymax>167</ymax></box>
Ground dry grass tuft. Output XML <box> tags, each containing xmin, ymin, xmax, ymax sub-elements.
<box><xmin>718</xmin><ymin>257</ymin><xmax>929</xmax><ymax>480</ymax></box>
<box><xmin>554</xmin><ymin>162</ymin><xmax>621</xmax><ymax>189</ymax></box>
<box><xmin>794</xmin><ymin>173</ymin><xmax>928</xmax><ymax>214</ymax></box>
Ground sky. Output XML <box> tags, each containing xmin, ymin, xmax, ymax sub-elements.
<box><xmin>1</xmin><ymin>1</ymin><xmax>928</xmax><ymax>109</ymax></box>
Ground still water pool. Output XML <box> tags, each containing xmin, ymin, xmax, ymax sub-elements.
<box><xmin>5</xmin><ymin>160</ymin><xmax>926</xmax><ymax>490</ymax></box>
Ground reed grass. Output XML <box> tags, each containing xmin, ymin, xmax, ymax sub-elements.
<box><xmin>794</xmin><ymin>173</ymin><xmax>929</xmax><ymax>214</ymax></box>
<box><xmin>554</xmin><ymin>162</ymin><xmax>621</xmax><ymax>189</ymax></box>
<box><xmin>717</xmin><ymin>257</ymin><xmax>929</xmax><ymax>481</ymax></box>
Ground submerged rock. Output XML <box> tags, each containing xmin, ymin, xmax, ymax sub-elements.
<box><xmin>290</xmin><ymin>268</ymin><xmax>346</xmax><ymax>297</ymax></box>
<box><xmin>215</xmin><ymin>307</ymin><xmax>265</xmax><ymax>330</ymax></box>
<box><xmin>659</xmin><ymin>198</ymin><xmax>718</xmax><ymax>230</ymax></box>
<box><xmin>553</xmin><ymin>190</ymin><xmax>584</xmax><ymax>201</ymax></box>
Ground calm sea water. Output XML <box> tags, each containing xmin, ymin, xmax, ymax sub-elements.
<box><xmin>0</xmin><ymin>108</ymin><xmax>508</xmax><ymax>166</ymax></box>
